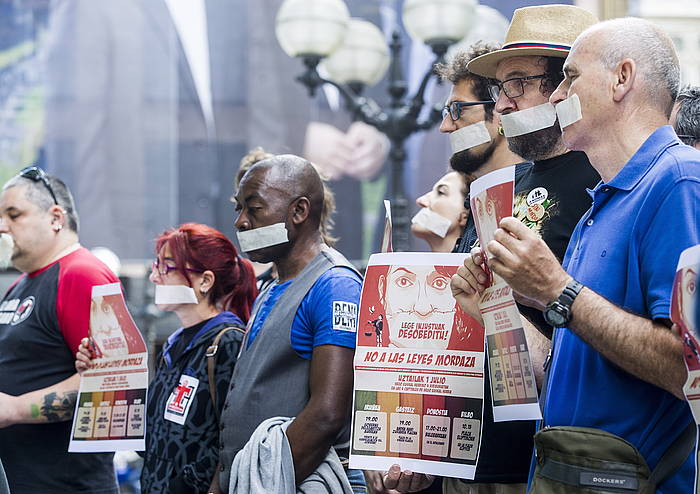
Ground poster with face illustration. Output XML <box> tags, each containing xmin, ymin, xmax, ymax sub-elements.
<box><xmin>671</xmin><ymin>245</ymin><xmax>700</xmax><ymax>493</ymax></box>
<box><xmin>673</xmin><ymin>245</ymin><xmax>700</xmax><ymax>421</ymax></box>
<box><xmin>69</xmin><ymin>283</ymin><xmax>148</xmax><ymax>452</ymax></box>
<box><xmin>350</xmin><ymin>252</ymin><xmax>485</xmax><ymax>479</ymax></box>
<box><xmin>470</xmin><ymin>167</ymin><xmax>542</xmax><ymax>422</ymax></box>
<box><xmin>90</xmin><ymin>291</ymin><xmax>147</xmax><ymax>358</ymax></box>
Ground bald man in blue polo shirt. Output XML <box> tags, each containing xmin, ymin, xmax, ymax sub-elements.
<box><xmin>452</xmin><ymin>17</ymin><xmax>700</xmax><ymax>493</ymax></box>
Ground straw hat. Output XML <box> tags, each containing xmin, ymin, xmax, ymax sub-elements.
<box><xmin>467</xmin><ymin>4</ymin><xmax>598</xmax><ymax>79</ymax></box>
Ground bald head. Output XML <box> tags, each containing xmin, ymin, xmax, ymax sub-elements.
<box><xmin>242</xmin><ymin>154</ymin><xmax>325</xmax><ymax>228</ymax></box>
<box><xmin>575</xmin><ymin>18</ymin><xmax>679</xmax><ymax>118</ymax></box>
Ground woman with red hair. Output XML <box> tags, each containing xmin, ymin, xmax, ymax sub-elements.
<box><xmin>77</xmin><ymin>223</ymin><xmax>257</xmax><ymax>493</ymax></box>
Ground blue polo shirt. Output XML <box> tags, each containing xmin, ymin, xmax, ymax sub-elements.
<box><xmin>542</xmin><ymin>126</ymin><xmax>700</xmax><ymax>493</ymax></box>
<box><xmin>246</xmin><ymin>266</ymin><xmax>361</xmax><ymax>359</ymax></box>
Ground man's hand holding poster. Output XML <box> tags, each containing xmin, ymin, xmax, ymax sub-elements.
<box><xmin>69</xmin><ymin>283</ymin><xmax>148</xmax><ymax>452</ymax></box>
<box><xmin>349</xmin><ymin>253</ymin><xmax>485</xmax><ymax>479</ymax></box>
<box><xmin>469</xmin><ymin>167</ymin><xmax>542</xmax><ymax>422</ymax></box>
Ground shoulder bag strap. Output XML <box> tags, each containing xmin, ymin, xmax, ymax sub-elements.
<box><xmin>206</xmin><ymin>325</ymin><xmax>246</xmax><ymax>423</ymax></box>
<box><xmin>648</xmin><ymin>421</ymin><xmax>696</xmax><ymax>487</ymax></box>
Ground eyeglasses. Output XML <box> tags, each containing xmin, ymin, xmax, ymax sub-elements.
<box><xmin>152</xmin><ymin>258</ymin><xmax>204</xmax><ymax>276</ymax></box>
<box><xmin>487</xmin><ymin>74</ymin><xmax>547</xmax><ymax>102</ymax></box>
<box><xmin>19</xmin><ymin>166</ymin><xmax>58</xmax><ymax>206</ymax></box>
<box><xmin>442</xmin><ymin>101</ymin><xmax>495</xmax><ymax>121</ymax></box>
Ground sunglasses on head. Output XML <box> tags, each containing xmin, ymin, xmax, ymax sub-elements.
<box><xmin>18</xmin><ymin>166</ymin><xmax>59</xmax><ymax>206</ymax></box>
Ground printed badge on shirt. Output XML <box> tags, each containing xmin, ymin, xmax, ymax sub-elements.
<box><xmin>332</xmin><ymin>301</ymin><xmax>358</xmax><ymax>332</ymax></box>
<box><xmin>164</xmin><ymin>374</ymin><xmax>199</xmax><ymax>425</ymax></box>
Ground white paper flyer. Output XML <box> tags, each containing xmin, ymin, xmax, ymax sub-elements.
<box><xmin>470</xmin><ymin>167</ymin><xmax>542</xmax><ymax>422</ymax></box>
<box><xmin>69</xmin><ymin>283</ymin><xmax>148</xmax><ymax>452</ymax></box>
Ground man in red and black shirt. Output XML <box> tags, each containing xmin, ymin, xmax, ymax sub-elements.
<box><xmin>0</xmin><ymin>167</ymin><xmax>118</xmax><ymax>494</ymax></box>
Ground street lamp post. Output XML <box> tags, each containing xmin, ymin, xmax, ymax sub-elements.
<box><xmin>276</xmin><ymin>0</ymin><xmax>477</xmax><ymax>251</ymax></box>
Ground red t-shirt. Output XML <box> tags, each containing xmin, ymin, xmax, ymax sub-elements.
<box><xmin>0</xmin><ymin>247</ymin><xmax>119</xmax><ymax>492</ymax></box>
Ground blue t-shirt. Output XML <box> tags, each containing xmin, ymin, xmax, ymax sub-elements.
<box><xmin>540</xmin><ymin>126</ymin><xmax>700</xmax><ymax>493</ymax></box>
<box><xmin>246</xmin><ymin>266</ymin><xmax>361</xmax><ymax>359</ymax></box>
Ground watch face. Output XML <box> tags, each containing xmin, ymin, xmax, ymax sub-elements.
<box><xmin>544</xmin><ymin>304</ymin><xmax>568</xmax><ymax>327</ymax></box>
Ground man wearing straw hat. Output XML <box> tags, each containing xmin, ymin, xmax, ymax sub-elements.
<box><xmin>448</xmin><ymin>5</ymin><xmax>599</xmax><ymax>493</ymax></box>
<box><xmin>383</xmin><ymin>5</ymin><xmax>601</xmax><ymax>494</ymax></box>
<box><xmin>466</xmin><ymin>4</ymin><xmax>600</xmax><ymax>317</ymax></box>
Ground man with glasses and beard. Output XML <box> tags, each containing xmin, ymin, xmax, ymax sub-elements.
<box><xmin>467</xmin><ymin>5</ymin><xmax>600</xmax><ymax>284</ymax></box>
<box><xmin>448</xmin><ymin>9</ymin><xmax>599</xmax><ymax>492</ymax></box>
<box><xmin>436</xmin><ymin>43</ymin><xmax>529</xmax><ymax>255</ymax></box>
<box><xmin>431</xmin><ymin>43</ymin><xmax>535</xmax><ymax>494</ymax></box>
<box><xmin>467</xmin><ymin>5</ymin><xmax>600</xmax><ymax>295</ymax></box>
<box><xmin>0</xmin><ymin>167</ymin><xmax>118</xmax><ymax>494</ymax></box>
<box><xmin>367</xmin><ymin>43</ymin><xmax>530</xmax><ymax>494</ymax></box>
<box><xmin>381</xmin><ymin>6</ymin><xmax>601</xmax><ymax>494</ymax></box>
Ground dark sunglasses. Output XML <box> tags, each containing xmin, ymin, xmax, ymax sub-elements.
<box><xmin>442</xmin><ymin>101</ymin><xmax>495</xmax><ymax>121</ymax></box>
<box><xmin>19</xmin><ymin>166</ymin><xmax>59</xmax><ymax>206</ymax></box>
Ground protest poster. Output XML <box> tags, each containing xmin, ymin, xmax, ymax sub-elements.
<box><xmin>671</xmin><ymin>244</ymin><xmax>700</xmax><ymax>492</ymax></box>
<box><xmin>349</xmin><ymin>252</ymin><xmax>485</xmax><ymax>479</ymax></box>
<box><xmin>674</xmin><ymin>244</ymin><xmax>700</xmax><ymax>421</ymax></box>
<box><xmin>69</xmin><ymin>283</ymin><xmax>148</xmax><ymax>452</ymax></box>
<box><xmin>470</xmin><ymin>166</ymin><xmax>542</xmax><ymax>422</ymax></box>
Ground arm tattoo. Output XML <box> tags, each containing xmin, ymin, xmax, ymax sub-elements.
<box><xmin>40</xmin><ymin>390</ymin><xmax>78</xmax><ymax>422</ymax></box>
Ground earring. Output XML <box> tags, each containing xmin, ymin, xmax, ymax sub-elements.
<box><xmin>498</xmin><ymin>125</ymin><xmax>504</xmax><ymax>136</ymax></box>
<box><xmin>53</xmin><ymin>224</ymin><xmax>63</xmax><ymax>232</ymax></box>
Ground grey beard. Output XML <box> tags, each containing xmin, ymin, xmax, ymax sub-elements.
<box><xmin>507</xmin><ymin>123</ymin><xmax>563</xmax><ymax>162</ymax></box>
<box><xmin>450</xmin><ymin>139</ymin><xmax>497</xmax><ymax>175</ymax></box>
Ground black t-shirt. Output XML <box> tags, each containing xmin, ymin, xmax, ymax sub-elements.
<box><xmin>167</xmin><ymin>318</ymin><xmax>211</xmax><ymax>363</ymax></box>
<box><xmin>456</xmin><ymin>152</ymin><xmax>600</xmax><ymax>483</ymax></box>
<box><xmin>0</xmin><ymin>249</ymin><xmax>118</xmax><ymax>494</ymax></box>
<box><xmin>514</xmin><ymin>151</ymin><xmax>600</xmax><ymax>338</ymax></box>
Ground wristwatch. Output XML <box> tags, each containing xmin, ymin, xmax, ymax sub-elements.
<box><xmin>543</xmin><ymin>279</ymin><xmax>583</xmax><ymax>328</ymax></box>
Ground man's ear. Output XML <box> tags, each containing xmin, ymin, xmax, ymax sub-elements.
<box><xmin>290</xmin><ymin>197</ymin><xmax>311</xmax><ymax>225</ymax></box>
<box><xmin>50</xmin><ymin>205</ymin><xmax>66</xmax><ymax>231</ymax></box>
<box><xmin>612</xmin><ymin>58</ymin><xmax>636</xmax><ymax>102</ymax></box>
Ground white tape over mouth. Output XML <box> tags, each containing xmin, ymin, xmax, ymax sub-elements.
<box><xmin>500</xmin><ymin>102</ymin><xmax>557</xmax><ymax>137</ymax></box>
<box><xmin>411</xmin><ymin>208</ymin><xmax>452</xmax><ymax>238</ymax></box>
<box><xmin>0</xmin><ymin>234</ymin><xmax>14</xmax><ymax>269</ymax></box>
<box><xmin>449</xmin><ymin>120</ymin><xmax>492</xmax><ymax>154</ymax></box>
<box><xmin>556</xmin><ymin>94</ymin><xmax>582</xmax><ymax>130</ymax></box>
<box><xmin>236</xmin><ymin>222</ymin><xmax>289</xmax><ymax>252</ymax></box>
<box><xmin>155</xmin><ymin>285</ymin><xmax>198</xmax><ymax>304</ymax></box>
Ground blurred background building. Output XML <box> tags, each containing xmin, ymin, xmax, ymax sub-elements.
<box><xmin>1</xmin><ymin>0</ymin><xmax>698</xmax><ymax>264</ymax></box>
